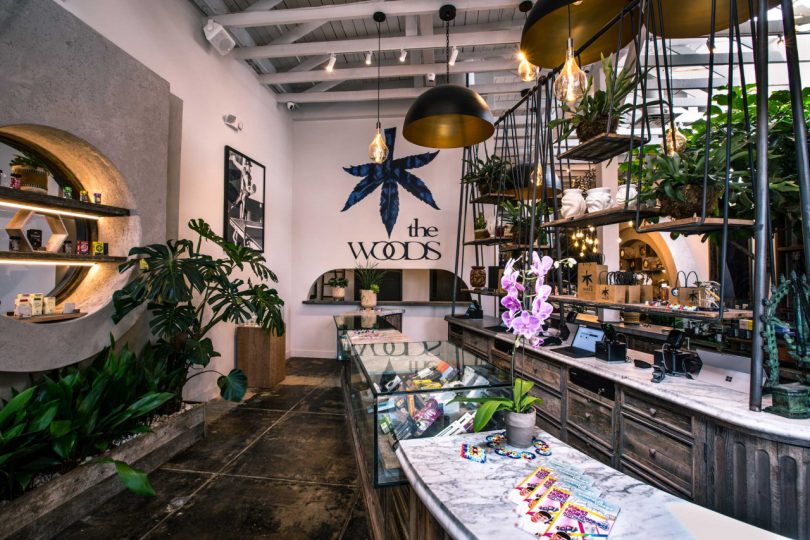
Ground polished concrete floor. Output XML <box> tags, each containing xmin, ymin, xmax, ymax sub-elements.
<box><xmin>59</xmin><ymin>358</ymin><xmax>370</xmax><ymax>540</ymax></box>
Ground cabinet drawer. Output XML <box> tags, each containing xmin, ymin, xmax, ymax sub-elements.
<box><xmin>620</xmin><ymin>413</ymin><xmax>693</xmax><ymax>498</ymax></box>
<box><xmin>462</xmin><ymin>330</ymin><xmax>490</xmax><ymax>356</ymax></box>
<box><xmin>490</xmin><ymin>349</ymin><xmax>511</xmax><ymax>373</ymax></box>
<box><xmin>567</xmin><ymin>389</ymin><xmax>614</xmax><ymax>449</ymax></box>
<box><xmin>529</xmin><ymin>385</ymin><xmax>562</xmax><ymax>424</ymax></box>
<box><xmin>566</xmin><ymin>427</ymin><xmax>613</xmax><ymax>467</ymax></box>
<box><xmin>620</xmin><ymin>459</ymin><xmax>690</xmax><ymax>501</ymax></box>
<box><xmin>526</xmin><ymin>353</ymin><xmax>562</xmax><ymax>390</ymax></box>
<box><xmin>536</xmin><ymin>414</ymin><xmax>562</xmax><ymax>439</ymax></box>
<box><xmin>569</xmin><ymin>368</ymin><xmax>615</xmax><ymax>403</ymax></box>
<box><xmin>623</xmin><ymin>390</ymin><xmax>692</xmax><ymax>437</ymax></box>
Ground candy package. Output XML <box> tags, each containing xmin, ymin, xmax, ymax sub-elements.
<box><xmin>545</xmin><ymin>496</ymin><xmax>620</xmax><ymax>539</ymax></box>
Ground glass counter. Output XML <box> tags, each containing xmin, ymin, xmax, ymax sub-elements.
<box><xmin>333</xmin><ymin>310</ymin><xmax>403</xmax><ymax>360</ymax></box>
<box><xmin>347</xmin><ymin>340</ymin><xmax>511</xmax><ymax>487</ymax></box>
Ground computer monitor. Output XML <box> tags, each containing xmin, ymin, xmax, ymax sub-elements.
<box><xmin>571</xmin><ymin>326</ymin><xmax>605</xmax><ymax>353</ymax></box>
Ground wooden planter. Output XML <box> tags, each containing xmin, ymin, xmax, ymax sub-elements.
<box><xmin>0</xmin><ymin>403</ymin><xmax>206</xmax><ymax>540</ymax></box>
<box><xmin>236</xmin><ymin>326</ymin><xmax>286</xmax><ymax>389</ymax></box>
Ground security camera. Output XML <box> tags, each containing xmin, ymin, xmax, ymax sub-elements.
<box><xmin>425</xmin><ymin>73</ymin><xmax>436</xmax><ymax>87</ymax></box>
<box><xmin>286</xmin><ymin>102</ymin><xmax>298</xmax><ymax>111</ymax></box>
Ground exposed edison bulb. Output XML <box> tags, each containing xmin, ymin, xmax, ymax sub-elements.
<box><xmin>368</xmin><ymin>125</ymin><xmax>388</xmax><ymax>164</ymax></box>
<box><xmin>517</xmin><ymin>51</ymin><xmax>537</xmax><ymax>83</ymax></box>
<box><xmin>553</xmin><ymin>37</ymin><xmax>587</xmax><ymax>106</ymax></box>
<box><xmin>662</xmin><ymin>126</ymin><xmax>687</xmax><ymax>156</ymax></box>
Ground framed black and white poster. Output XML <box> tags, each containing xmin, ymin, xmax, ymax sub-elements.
<box><xmin>224</xmin><ymin>146</ymin><xmax>265</xmax><ymax>250</ymax></box>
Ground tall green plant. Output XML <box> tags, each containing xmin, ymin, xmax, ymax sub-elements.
<box><xmin>461</xmin><ymin>155</ymin><xmax>512</xmax><ymax>194</ymax></box>
<box><xmin>112</xmin><ymin>219</ymin><xmax>285</xmax><ymax>402</ymax></box>
<box><xmin>354</xmin><ymin>261</ymin><xmax>387</xmax><ymax>291</ymax></box>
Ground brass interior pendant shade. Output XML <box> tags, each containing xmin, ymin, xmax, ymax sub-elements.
<box><xmin>403</xmin><ymin>4</ymin><xmax>494</xmax><ymax>149</ymax></box>
<box><xmin>521</xmin><ymin>0</ymin><xmax>638</xmax><ymax>69</ymax></box>
<box><xmin>646</xmin><ymin>0</ymin><xmax>780</xmax><ymax>38</ymax></box>
<box><xmin>403</xmin><ymin>85</ymin><xmax>495</xmax><ymax>149</ymax></box>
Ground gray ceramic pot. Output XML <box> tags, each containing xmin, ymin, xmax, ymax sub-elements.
<box><xmin>506</xmin><ymin>410</ymin><xmax>535</xmax><ymax>448</ymax></box>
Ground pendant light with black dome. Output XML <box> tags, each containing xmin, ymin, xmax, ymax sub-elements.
<box><xmin>403</xmin><ymin>4</ymin><xmax>494</xmax><ymax>149</ymax></box>
<box><xmin>368</xmin><ymin>11</ymin><xmax>389</xmax><ymax>164</ymax></box>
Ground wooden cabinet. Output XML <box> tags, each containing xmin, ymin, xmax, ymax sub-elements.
<box><xmin>622</xmin><ymin>390</ymin><xmax>692</xmax><ymax>438</ymax></box>
<box><xmin>567</xmin><ymin>389</ymin><xmax>614</xmax><ymax>449</ymax></box>
<box><xmin>235</xmin><ymin>326</ymin><xmax>285</xmax><ymax>389</ymax></box>
<box><xmin>462</xmin><ymin>329</ymin><xmax>490</xmax><ymax>357</ymax></box>
<box><xmin>525</xmin><ymin>350</ymin><xmax>563</xmax><ymax>389</ymax></box>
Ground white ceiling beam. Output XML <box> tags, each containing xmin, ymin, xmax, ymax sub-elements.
<box><xmin>257</xmin><ymin>58</ymin><xmax>513</xmax><ymax>85</ymax></box>
<box><xmin>214</xmin><ymin>0</ymin><xmax>520</xmax><ymax>28</ymax></box>
<box><xmin>271</xmin><ymin>21</ymin><xmax>325</xmax><ymax>45</ymax></box>
<box><xmin>246</xmin><ymin>0</ymin><xmax>286</xmax><ymax>11</ymax></box>
<box><xmin>306</xmin><ymin>81</ymin><xmax>344</xmax><ymax>93</ymax></box>
<box><xmin>279</xmin><ymin>82</ymin><xmax>532</xmax><ymax>103</ymax></box>
<box><xmin>288</xmin><ymin>55</ymin><xmax>332</xmax><ymax>72</ymax></box>
<box><xmin>235</xmin><ymin>27</ymin><xmax>521</xmax><ymax>59</ymax></box>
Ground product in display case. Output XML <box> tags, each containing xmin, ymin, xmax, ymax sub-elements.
<box><xmin>333</xmin><ymin>310</ymin><xmax>403</xmax><ymax>361</ymax></box>
<box><xmin>348</xmin><ymin>340</ymin><xmax>510</xmax><ymax>486</ymax></box>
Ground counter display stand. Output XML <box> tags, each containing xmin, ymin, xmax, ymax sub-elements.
<box><xmin>342</xmin><ymin>338</ymin><xmax>510</xmax><ymax>538</ymax></box>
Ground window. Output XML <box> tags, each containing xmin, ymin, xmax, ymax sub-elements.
<box><xmin>429</xmin><ymin>269</ymin><xmax>471</xmax><ymax>302</ymax></box>
<box><xmin>354</xmin><ymin>269</ymin><xmax>402</xmax><ymax>301</ymax></box>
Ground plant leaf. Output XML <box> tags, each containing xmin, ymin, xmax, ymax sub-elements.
<box><xmin>379</xmin><ymin>179</ymin><xmax>400</xmax><ymax>238</ymax></box>
<box><xmin>99</xmin><ymin>458</ymin><xmax>156</xmax><ymax>497</ymax></box>
<box><xmin>217</xmin><ymin>369</ymin><xmax>247</xmax><ymax>402</ymax></box>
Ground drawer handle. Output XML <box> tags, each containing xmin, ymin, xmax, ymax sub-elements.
<box><xmin>649</xmin><ymin>407</ymin><xmax>657</xmax><ymax>417</ymax></box>
<box><xmin>649</xmin><ymin>448</ymin><xmax>657</xmax><ymax>459</ymax></box>
<box><xmin>584</xmin><ymin>412</ymin><xmax>592</xmax><ymax>420</ymax></box>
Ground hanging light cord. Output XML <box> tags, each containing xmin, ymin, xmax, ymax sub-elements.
<box><xmin>377</xmin><ymin>21</ymin><xmax>381</xmax><ymax>129</ymax></box>
<box><xmin>567</xmin><ymin>4</ymin><xmax>572</xmax><ymax>39</ymax></box>
<box><xmin>446</xmin><ymin>20</ymin><xmax>450</xmax><ymax>84</ymax></box>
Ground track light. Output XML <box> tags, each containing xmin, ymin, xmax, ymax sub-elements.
<box><xmin>365</xmin><ymin>51</ymin><xmax>373</xmax><ymax>65</ymax></box>
<box><xmin>448</xmin><ymin>46</ymin><xmax>459</xmax><ymax>66</ymax></box>
<box><xmin>325</xmin><ymin>53</ymin><xmax>336</xmax><ymax>72</ymax></box>
<box><xmin>399</xmin><ymin>49</ymin><xmax>407</xmax><ymax>62</ymax></box>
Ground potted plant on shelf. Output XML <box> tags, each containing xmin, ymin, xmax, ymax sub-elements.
<box><xmin>474</xmin><ymin>213</ymin><xmax>489</xmax><ymax>240</ymax></box>
<box><xmin>644</xmin><ymin>149</ymin><xmax>726</xmax><ymax>219</ymax></box>
<box><xmin>112</xmin><ymin>218</ymin><xmax>285</xmax><ymax>403</ymax></box>
<box><xmin>551</xmin><ymin>54</ymin><xmax>643</xmax><ymax>144</ymax></box>
<box><xmin>462</xmin><ymin>154</ymin><xmax>511</xmax><ymax>195</ymax></box>
<box><xmin>355</xmin><ymin>262</ymin><xmax>387</xmax><ymax>310</ymax></box>
<box><xmin>454</xmin><ymin>253</ymin><xmax>573</xmax><ymax>447</ymax></box>
<box><xmin>328</xmin><ymin>277</ymin><xmax>348</xmax><ymax>301</ymax></box>
<box><xmin>10</xmin><ymin>152</ymin><xmax>49</xmax><ymax>192</ymax></box>
<box><xmin>500</xmin><ymin>200</ymin><xmax>546</xmax><ymax>246</ymax></box>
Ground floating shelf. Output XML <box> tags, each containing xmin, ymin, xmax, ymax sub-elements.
<box><xmin>0</xmin><ymin>251</ymin><xmax>127</xmax><ymax>264</ymax></box>
<box><xmin>548</xmin><ymin>294</ymin><xmax>752</xmax><ymax>321</ymax></box>
<box><xmin>0</xmin><ymin>186</ymin><xmax>131</xmax><ymax>217</ymax></box>
<box><xmin>501</xmin><ymin>243</ymin><xmax>551</xmax><ymax>251</ymax></box>
<box><xmin>470</xmin><ymin>193</ymin><xmax>516</xmax><ymax>205</ymax></box>
<box><xmin>461</xmin><ymin>289</ymin><xmax>506</xmax><ymax>298</ymax></box>
<box><xmin>463</xmin><ymin>236</ymin><xmax>513</xmax><ymax>246</ymax></box>
<box><xmin>542</xmin><ymin>206</ymin><xmax>661</xmax><ymax>229</ymax></box>
<box><xmin>3</xmin><ymin>312</ymin><xmax>87</xmax><ymax>323</ymax></box>
<box><xmin>638</xmin><ymin>217</ymin><xmax>754</xmax><ymax>235</ymax></box>
<box><xmin>471</xmin><ymin>188</ymin><xmax>561</xmax><ymax>205</ymax></box>
<box><xmin>557</xmin><ymin>133</ymin><xmax>649</xmax><ymax>163</ymax></box>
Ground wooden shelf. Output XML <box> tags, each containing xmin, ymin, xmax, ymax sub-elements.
<box><xmin>542</xmin><ymin>206</ymin><xmax>661</xmax><ymax>229</ymax></box>
<box><xmin>638</xmin><ymin>217</ymin><xmax>754</xmax><ymax>235</ymax></box>
<box><xmin>463</xmin><ymin>236</ymin><xmax>513</xmax><ymax>246</ymax></box>
<box><xmin>558</xmin><ymin>133</ymin><xmax>649</xmax><ymax>163</ymax></box>
<box><xmin>462</xmin><ymin>289</ymin><xmax>506</xmax><ymax>298</ymax></box>
<box><xmin>501</xmin><ymin>243</ymin><xmax>551</xmax><ymax>251</ymax></box>
<box><xmin>0</xmin><ymin>186</ymin><xmax>130</xmax><ymax>217</ymax></box>
<box><xmin>3</xmin><ymin>312</ymin><xmax>87</xmax><ymax>323</ymax></box>
<box><xmin>471</xmin><ymin>188</ymin><xmax>560</xmax><ymax>205</ymax></box>
<box><xmin>0</xmin><ymin>251</ymin><xmax>126</xmax><ymax>264</ymax></box>
<box><xmin>548</xmin><ymin>294</ymin><xmax>752</xmax><ymax>321</ymax></box>
<box><xmin>470</xmin><ymin>193</ymin><xmax>516</xmax><ymax>205</ymax></box>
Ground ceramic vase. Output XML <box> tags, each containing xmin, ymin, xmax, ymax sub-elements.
<box><xmin>586</xmin><ymin>187</ymin><xmax>612</xmax><ymax>213</ymax></box>
<box><xmin>332</xmin><ymin>287</ymin><xmax>346</xmax><ymax>301</ymax></box>
<box><xmin>561</xmin><ymin>189</ymin><xmax>587</xmax><ymax>218</ymax></box>
<box><xmin>360</xmin><ymin>289</ymin><xmax>377</xmax><ymax>310</ymax></box>
<box><xmin>615</xmin><ymin>184</ymin><xmax>639</xmax><ymax>207</ymax></box>
<box><xmin>470</xmin><ymin>266</ymin><xmax>487</xmax><ymax>289</ymax></box>
<box><xmin>506</xmin><ymin>411</ymin><xmax>535</xmax><ymax>448</ymax></box>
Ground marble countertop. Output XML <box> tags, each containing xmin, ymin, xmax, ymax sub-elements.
<box><xmin>397</xmin><ymin>429</ymin><xmax>784</xmax><ymax>540</ymax></box>
<box><xmin>447</xmin><ymin>316</ymin><xmax>810</xmax><ymax>445</ymax></box>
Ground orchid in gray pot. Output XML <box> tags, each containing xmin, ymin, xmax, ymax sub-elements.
<box><xmin>456</xmin><ymin>252</ymin><xmax>564</xmax><ymax>448</ymax></box>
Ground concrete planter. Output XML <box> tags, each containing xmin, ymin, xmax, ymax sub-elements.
<box><xmin>332</xmin><ymin>287</ymin><xmax>346</xmax><ymax>301</ymax></box>
<box><xmin>360</xmin><ymin>289</ymin><xmax>377</xmax><ymax>309</ymax></box>
<box><xmin>505</xmin><ymin>411</ymin><xmax>535</xmax><ymax>449</ymax></box>
<box><xmin>0</xmin><ymin>403</ymin><xmax>206</xmax><ymax>540</ymax></box>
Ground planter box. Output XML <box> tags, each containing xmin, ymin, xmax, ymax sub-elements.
<box><xmin>0</xmin><ymin>403</ymin><xmax>206</xmax><ymax>540</ymax></box>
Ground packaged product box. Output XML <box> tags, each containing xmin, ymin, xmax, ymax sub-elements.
<box><xmin>626</xmin><ymin>284</ymin><xmax>641</xmax><ymax>304</ymax></box>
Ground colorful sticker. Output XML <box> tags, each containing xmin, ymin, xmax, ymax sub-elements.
<box><xmin>460</xmin><ymin>443</ymin><xmax>487</xmax><ymax>463</ymax></box>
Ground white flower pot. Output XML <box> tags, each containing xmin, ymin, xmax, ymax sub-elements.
<box><xmin>332</xmin><ymin>287</ymin><xmax>346</xmax><ymax>301</ymax></box>
<box><xmin>360</xmin><ymin>289</ymin><xmax>377</xmax><ymax>309</ymax></box>
<box><xmin>586</xmin><ymin>187</ymin><xmax>612</xmax><ymax>213</ymax></box>
<box><xmin>615</xmin><ymin>184</ymin><xmax>639</xmax><ymax>207</ymax></box>
<box><xmin>561</xmin><ymin>188</ymin><xmax>587</xmax><ymax>218</ymax></box>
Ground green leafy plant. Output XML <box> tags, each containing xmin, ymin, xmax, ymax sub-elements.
<box><xmin>0</xmin><ymin>344</ymin><xmax>174</xmax><ymax>500</ymax></box>
<box><xmin>500</xmin><ymin>200</ymin><xmax>547</xmax><ymax>245</ymax></box>
<box><xmin>474</xmin><ymin>213</ymin><xmax>487</xmax><ymax>230</ymax></box>
<box><xmin>452</xmin><ymin>378</ymin><xmax>542</xmax><ymax>432</ymax></box>
<box><xmin>354</xmin><ymin>261</ymin><xmax>387</xmax><ymax>291</ymax></box>
<box><xmin>551</xmin><ymin>54</ymin><xmax>646</xmax><ymax>143</ymax></box>
<box><xmin>328</xmin><ymin>277</ymin><xmax>348</xmax><ymax>288</ymax></box>
<box><xmin>462</xmin><ymin>155</ymin><xmax>512</xmax><ymax>194</ymax></box>
<box><xmin>112</xmin><ymin>219</ymin><xmax>285</xmax><ymax>403</ymax></box>
<box><xmin>9</xmin><ymin>152</ymin><xmax>47</xmax><ymax>169</ymax></box>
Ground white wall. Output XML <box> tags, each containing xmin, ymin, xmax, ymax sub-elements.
<box><xmin>291</xmin><ymin>116</ymin><xmax>468</xmax><ymax>357</ymax></box>
<box><xmin>58</xmin><ymin>0</ymin><xmax>294</xmax><ymax>400</ymax></box>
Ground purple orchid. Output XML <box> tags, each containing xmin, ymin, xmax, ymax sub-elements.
<box><xmin>510</xmin><ymin>310</ymin><xmax>543</xmax><ymax>341</ymax></box>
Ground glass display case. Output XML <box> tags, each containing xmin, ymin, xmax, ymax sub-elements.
<box><xmin>333</xmin><ymin>310</ymin><xmax>404</xmax><ymax>360</ymax></box>
<box><xmin>348</xmin><ymin>340</ymin><xmax>511</xmax><ymax>486</ymax></box>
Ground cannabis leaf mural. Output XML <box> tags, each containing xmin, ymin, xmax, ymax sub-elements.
<box><xmin>342</xmin><ymin>127</ymin><xmax>440</xmax><ymax>237</ymax></box>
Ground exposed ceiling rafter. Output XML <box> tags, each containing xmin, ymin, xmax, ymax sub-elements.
<box><xmin>278</xmin><ymin>81</ymin><xmax>532</xmax><ymax>104</ymax></box>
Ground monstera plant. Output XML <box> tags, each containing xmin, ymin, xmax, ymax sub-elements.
<box><xmin>112</xmin><ymin>219</ymin><xmax>285</xmax><ymax>403</ymax></box>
